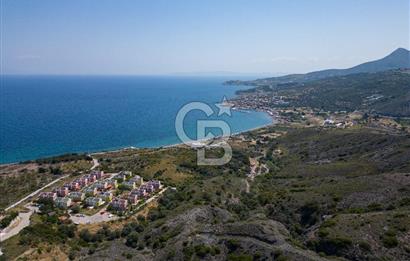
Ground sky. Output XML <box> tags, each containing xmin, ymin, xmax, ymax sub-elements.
<box><xmin>1</xmin><ymin>0</ymin><xmax>409</xmax><ymax>75</ymax></box>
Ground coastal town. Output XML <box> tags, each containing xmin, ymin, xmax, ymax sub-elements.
<box><xmin>226</xmin><ymin>89</ymin><xmax>410</xmax><ymax>133</ymax></box>
<box><xmin>225</xmin><ymin>93</ymin><xmax>283</xmax><ymax>120</ymax></box>
<box><xmin>227</xmin><ymin>93</ymin><xmax>359</xmax><ymax>129</ymax></box>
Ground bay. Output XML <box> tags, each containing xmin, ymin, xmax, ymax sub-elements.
<box><xmin>0</xmin><ymin>75</ymin><xmax>271</xmax><ymax>163</ymax></box>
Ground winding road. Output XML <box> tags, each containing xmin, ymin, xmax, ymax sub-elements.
<box><xmin>4</xmin><ymin>175</ymin><xmax>68</xmax><ymax>212</ymax></box>
<box><xmin>0</xmin><ymin>157</ymin><xmax>100</xmax><ymax>243</ymax></box>
<box><xmin>5</xmin><ymin>156</ymin><xmax>99</xmax><ymax>211</ymax></box>
<box><xmin>90</xmin><ymin>156</ymin><xmax>100</xmax><ymax>170</ymax></box>
<box><xmin>0</xmin><ymin>205</ymin><xmax>38</xmax><ymax>242</ymax></box>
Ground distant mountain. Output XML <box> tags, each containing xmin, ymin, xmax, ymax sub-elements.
<box><xmin>171</xmin><ymin>71</ymin><xmax>286</xmax><ymax>78</ymax></box>
<box><xmin>225</xmin><ymin>48</ymin><xmax>410</xmax><ymax>86</ymax></box>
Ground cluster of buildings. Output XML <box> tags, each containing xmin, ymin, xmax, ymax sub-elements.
<box><xmin>38</xmin><ymin>170</ymin><xmax>163</xmax><ymax>212</ymax></box>
<box><xmin>109</xmin><ymin>179</ymin><xmax>162</xmax><ymax>212</ymax></box>
<box><xmin>323</xmin><ymin>118</ymin><xmax>355</xmax><ymax>128</ymax></box>
<box><xmin>39</xmin><ymin>170</ymin><xmax>110</xmax><ymax>209</ymax></box>
<box><xmin>230</xmin><ymin>94</ymin><xmax>288</xmax><ymax>112</ymax></box>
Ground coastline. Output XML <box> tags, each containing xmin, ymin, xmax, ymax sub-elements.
<box><xmin>163</xmin><ymin>114</ymin><xmax>277</xmax><ymax>149</ymax></box>
<box><xmin>0</xmin><ymin>110</ymin><xmax>276</xmax><ymax>166</ymax></box>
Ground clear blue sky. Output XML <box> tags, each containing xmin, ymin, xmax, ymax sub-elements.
<box><xmin>1</xmin><ymin>0</ymin><xmax>409</xmax><ymax>75</ymax></box>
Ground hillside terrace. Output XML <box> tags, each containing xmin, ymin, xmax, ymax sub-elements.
<box><xmin>38</xmin><ymin>170</ymin><xmax>163</xmax><ymax>214</ymax></box>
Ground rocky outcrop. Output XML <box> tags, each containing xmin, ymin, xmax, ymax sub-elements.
<box><xmin>146</xmin><ymin>206</ymin><xmax>329</xmax><ymax>260</ymax></box>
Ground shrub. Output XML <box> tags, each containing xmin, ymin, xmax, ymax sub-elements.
<box><xmin>68</xmin><ymin>251</ymin><xmax>76</xmax><ymax>260</ymax></box>
<box><xmin>88</xmin><ymin>246</ymin><xmax>96</xmax><ymax>255</ymax></box>
<box><xmin>194</xmin><ymin>244</ymin><xmax>211</xmax><ymax>257</ymax></box>
<box><xmin>382</xmin><ymin>231</ymin><xmax>398</xmax><ymax>248</ymax></box>
<box><xmin>183</xmin><ymin>246</ymin><xmax>194</xmax><ymax>260</ymax></box>
<box><xmin>382</xmin><ymin>237</ymin><xmax>398</xmax><ymax>248</ymax></box>
<box><xmin>58</xmin><ymin>224</ymin><xmax>76</xmax><ymax>238</ymax></box>
<box><xmin>225</xmin><ymin>239</ymin><xmax>240</xmax><ymax>252</ymax></box>
<box><xmin>276</xmin><ymin>256</ymin><xmax>288</xmax><ymax>261</ymax></box>
<box><xmin>367</xmin><ymin>203</ymin><xmax>383</xmax><ymax>211</ymax></box>
<box><xmin>318</xmin><ymin>228</ymin><xmax>329</xmax><ymax>238</ymax></box>
<box><xmin>321</xmin><ymin>219</ymin><xmax>337</xmax><ymax>228</ymax></box>
<box><xmin>19</xmin><ymin>223</ymin><xmax>60</xmax><ymax>245</ymax></box>
<box><xmin>300</xmin><ymin>202</ymin><xmax>319</xmax><ymax>226</ymax></box>
<box><xmin>399</xmin><ymin>197</ymin><xmax>410</xmax><ymax>206</ymax></box>
<box><xmin>38</xmin><ymin>167</ymin><xmax>48</xmax><ymax>173</ymax></box>
<box><xmin>311</xmin><ymin>236</ymin><xmax>352</xmax><ymax>256</ymax></box>
<box><xmin>359</xmin><ymin>241</ymin><xmax>371</xmax><ymax>251</ymax></box>
<box><xmin>0</xmin><ymin>211</ymin><xmax>18</xmax><ymax>229</ymax></box>
<box><xmin>126</xmin><ymin>232</ymin><xmax>139</xmax><ymax>248</ymax></box>
<box><xmin>71</xmin><ymin>205</ymin><xmax>80</xmax><ymax>214</ymax></box>
<box><xmin>227</xmin><ymin>254</ymin><xmax>253</xmax><ymax>261</ymax></box>
<box><xmin>137</xmin><ymin>215</ymin><xmax>146</xmax><ymax>222</ymax></box>
<box><xmin>147</xmin><ymin>209</ymin><xmax>165</xmax><ymax>221</ymax></box>
<box><xmin>79</xmin><ymin>229</ymin><xmax>93</xmax><ymax>242</ymax></box>
<box><xmin>167</xmin><ymin>250</ymin><xmax>176</xmax><ymax>259</ymax></box>
<box><xmin>348</xmin><ymin>208</ymin><xmax>365</xmax><ymax>214</ymax></box>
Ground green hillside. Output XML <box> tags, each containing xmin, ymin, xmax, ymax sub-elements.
<box><xmin>238</xmin><ymin>70</ymin><xmax>410</xmax><ymax>117</ymax></box>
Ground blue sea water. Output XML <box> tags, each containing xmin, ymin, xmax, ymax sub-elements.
<box><xmin>0</xmin><ymin>75</ymin><xmax>271</xmax><ymax>164</ymax></box>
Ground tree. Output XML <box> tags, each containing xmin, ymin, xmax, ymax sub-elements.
<box><xmin>126</xmin><ymin>232</ymin><xmax>139</xmax><ymax>248</ymax></box>
<box><xmin>79</xmin><ymin>229</ymin><xmax>93</xmax><ymax>242</ymax></box>
<box><xmin>58</xmin><ymin>224</ymin><xmax>76</xmax><ymax>238</ymax></box>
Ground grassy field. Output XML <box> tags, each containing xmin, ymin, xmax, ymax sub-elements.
<box><xmin>0</xmin><ymin>155</ymin><xmax>92</xmax><ymax>210</ymax></box>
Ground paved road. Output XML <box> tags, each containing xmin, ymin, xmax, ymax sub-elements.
<box><xmin>0</xmin><ymin>205</ymin><xmax>38</xmax><ymax>242</ymax></box>
<box><xmin>70</xmin><ymin>206</ymin><xmax>118</xmax><ymax>225</ymax></box>
<box><xmin>5</xmin><ymin>156</ymin><xmax>99</xmax><ymax>212</ymax></box>
<box><xmin>145</xmin><ymin>187</ymin><xmax>167</xmax><ymax>204</ymax></box>
<box><xmin>129</xmin><ymin>187</ymin><xmax>168</xmax><ymax>215</ymax></box>
<box><xmin>4</xmin><ymin>175</ymin><xmax>68</xmax><ymax>212</ymax></box>
<box><xmin>90</xmin><ymin>157</ymin><xmax>100</xmax><ymax>170</ymax></box>
<box><xmin>1</xmin><ymin>156</ymin><xmax>100</xmax><ymax>242</ymax></box>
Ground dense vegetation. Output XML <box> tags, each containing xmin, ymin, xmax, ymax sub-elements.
<box><xmin>33</xmin><ymin>153</ymin><xmax>92</xmax><ymax>165</ymax></box>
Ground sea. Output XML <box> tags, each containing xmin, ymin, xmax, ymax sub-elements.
<box><xmin>0</xmin><ymin>75</ymin><xmax>272</xmax><ymax>164</ymax></box>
